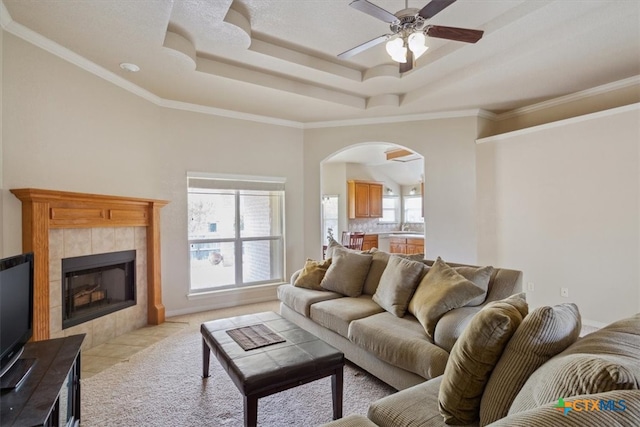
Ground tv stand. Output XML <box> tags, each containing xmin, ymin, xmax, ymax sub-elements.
<box><xmin>0</xmin><ymin>334</ymin><xmax>84</xmax><ymax>427</ymax></box>
<box><xmin>0</xmin><ymin>357</ymin><xmax>36</xmax><ymax>390</ymax></box>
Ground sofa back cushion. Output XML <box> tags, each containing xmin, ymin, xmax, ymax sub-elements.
<box><xmin>454</xmin><ymin>265</ymin><xmax>493</xmax><ymax>306</ymax></box>
<box><xmin>438</xmin><ymin>293</ymin><xmax>528</xmax><ymax>425</ymax></box>
<box><xmin>362</xmin><ymin>250</ymin><xmax>391</xmax><ymax>295</ymax></box>
<box><xmin>372</xmin><ymin>256</ymin><xmax>425</xmax><ymax>317</ymax></box>
<box><xmin>509</xmin><ymin>313</ymin><xmax>640</xmax><ymax>415</ymax></box>
<box><xmin>320</xmin><ymin>247</ymin><xmax>373</xmax><ymax>297</ymax></box>
<box><xmin>480</xmin><ymin>303</ymin><xmax>581</xmax><ymax>425</ymax></box>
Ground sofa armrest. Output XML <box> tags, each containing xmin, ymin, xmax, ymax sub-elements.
<box><xmin>290</xmin><ymin>269</ymin><xmax>302</xmax><ymax>285</ymax></box>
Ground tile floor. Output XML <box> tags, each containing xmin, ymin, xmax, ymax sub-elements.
<box><xmin>81</xmin><ymin>300</ymin><xmax>280</xmax><ymax>378</ymax></box>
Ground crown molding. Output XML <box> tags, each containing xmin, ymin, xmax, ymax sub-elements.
<box><xmin>476</xmin><ymin>103</ymin><xmax>640</xmax><ymax>144</ymax></box>
<box><xmin>303</xmin><ymin>109</ymin><xmax>491</xmax><ymax>129</ymax></box>
<box><xmin>494</xmin><ymin>75</ymin><xmax>640</xmax><ymax>121</ymax></box>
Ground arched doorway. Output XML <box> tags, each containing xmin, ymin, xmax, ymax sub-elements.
<box><xmin>320</xmin><ymin>142</ymin><xmax>424</xmax><ymax>253</ymax></box>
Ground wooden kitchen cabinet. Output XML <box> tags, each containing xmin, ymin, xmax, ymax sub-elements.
<box><xmin>389</xmin><ymin>237</ymin><xmax>425</xmax><ymax>254</ymax></box>
<box><xmin>348</xmin><ymin>180</ymin><xmax>383</xmax><ymax>219</ymax></box>
<box><xmin>406</xmin><ymin>238</ymin><xmax>425</xmax><ymax>254</ymax></box>
<box><xmin>362</xmin><ymin>234</ymin><xmax>379</xmax><ymax>251</ymax></box>
<box><xmin>389</xmin><ymin>237</ymin><xmax>407</xmax><ymax>254</ymax></box>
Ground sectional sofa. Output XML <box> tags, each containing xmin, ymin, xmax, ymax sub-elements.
<box><xmin>320</xmin><ymin>311</ymin><xmax>640</xmax><ymax>427</ymax></box>
<box><xmin>277</xmin><ymin>241</ymin><xmax>522</xmax><ymax>390</ymax></box>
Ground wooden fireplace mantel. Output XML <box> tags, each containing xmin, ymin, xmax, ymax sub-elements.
<box><xmin>10</xmin><ymin>188</ymin><xmax>169</xmax><ymax>341</ymax></box>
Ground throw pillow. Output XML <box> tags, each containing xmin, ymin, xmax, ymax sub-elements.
<box><xmin>407</xmin><ymin>257</ymin><xmax>485</xmax><ymax>339</ymax></box>
<box><xmin>509</xmin><ymin>312</ymin><xmax>640</xmax><ymax>415</ymax></box>
<box><xmin>509</xmin><ymin>354</ymin><xmax>640</xmax><ymax>414</ymax></box>
<box><xmin>399</xmin><ymin>253</ymin><xmax>425</xmax><ymax>262</ymax></box>
<box><xmin>488</xmin><ymin>389</ymin><xmax>640</xmax><ymax>427</ymax></box>
<box><xmin>479</xmin><ymin>303</ymin><xmax>581</xmax><ymax>425</ymax></box>
<box><xmin>438</xmin><ymin>293</ymin><xmax>528</xmax><ymax>425</ymax></box>
<box><xmin>320</xmin><ymin>247</ymin><xmax>373</xmax><ymax>297</ymax></box>
<box><xmin>362</xmin><ymin>249</ymin><xmax>391</xmax><ymax>296</ymax></box>
<box><xmin>325</xmin><ymin>235</ymin><xmax>345</xmax><ymax>259</ymax></box>
<box><xmin>293</xmin><ymin>258</ymin><xmax>332</xmax><ymax>291</ymax></box>
<box><xmin>454</xmin><ymin>265</ymin><xmax>493</xmax><ymax>306</ymax></box>
<box><xmin>372</xmin><ymin>256</ymin><xmax>426</xmax><ymax>317</ymax></box>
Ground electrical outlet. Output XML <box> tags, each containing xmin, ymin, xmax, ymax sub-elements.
<box><xmin>527</xmin><ymin>282</ymin><xmax>535</xmax><ymax>292</ymax></box>
<box><xmin>561</xmin><ymin>287</ymin><xmax>569</xmax><ymax>298</ymax></box>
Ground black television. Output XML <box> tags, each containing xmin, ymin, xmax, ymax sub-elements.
<box><xmin>0</xmin><ymin>252</ymin><xmax>34</xmax><ymax>388</ymax></box>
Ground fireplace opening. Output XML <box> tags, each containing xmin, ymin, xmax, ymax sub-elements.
<box><xmin>62</xmin><ymin>250</ymin><xmax>136</xmax><ymax>329</ymax></box>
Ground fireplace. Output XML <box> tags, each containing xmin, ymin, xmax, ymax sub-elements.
<box><xmin>62</xmin><ymin>250</ymin><xmax>136</xmax><ymax>330</ymax></box>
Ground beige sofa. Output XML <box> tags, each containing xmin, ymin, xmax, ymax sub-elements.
<box><xmin>320</xmin><ymin>312</ymin><xmax>640</xmax><ymax>427</ymax></box>
<box><xmin>277</xmin><ymin>245</ymin><xmax>522</xmax><ymax>390</ymax></box>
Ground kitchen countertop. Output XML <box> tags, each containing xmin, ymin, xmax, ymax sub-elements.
<box><xmin>386</xmin><ymin>233</ymin><xmax>424</xmax><ymax>239</ymax></box>
<box><xmin>371</xmin><ymin>232</ymin><xmax>424</xmax><ymax>239</ymax></box>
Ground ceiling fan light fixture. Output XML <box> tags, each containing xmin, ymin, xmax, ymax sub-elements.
<box><xmin>386</xmin><ymin>37</ymin><xmax>407</xmax><ymax>63</ymax></box>
<box><xmin>408</xmin><ymin>32</ymin><xmax>428</xmax><ymax>59</ymax></box>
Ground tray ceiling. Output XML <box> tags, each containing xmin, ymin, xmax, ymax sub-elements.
<box><xmin>2</xmin><ymin>0</ymin><xmax>639</xmax><ymax>124</ymax></box>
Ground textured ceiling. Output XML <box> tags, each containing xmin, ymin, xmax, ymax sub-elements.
<box><xmin>2</xmin><ymin>0</ymin><xmax>640</xmax><ymax>124</ymax></box>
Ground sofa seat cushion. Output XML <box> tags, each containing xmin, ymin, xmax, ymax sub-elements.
<box><xmin>348</xmin><ymin>312</ymin><xmax>449</xmax><ymax>380</ymax></box>
<box><xmin>509</xmin><ymin>313</ymin><xmax>640</xmax><ymax>415</ymax></box>
<box><xmin>310</xmin><ymin>295</ymin><xmax>384</xmax><ymax>338</ymax></box>
<box><xmin>368</xmin><ymin>377</ymin><xmax>479</xmax><ymax>427</ymax></box>
<box><xmin>277</xmin><ymin>284</ymin><xmax>342</xmax><ymax>317</ymax></box>
<box><xmin>319</xmin><ymin>414</ymin><xmax>379</xmax><ymax>427</ymax></box>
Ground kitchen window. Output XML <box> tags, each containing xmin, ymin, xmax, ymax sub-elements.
<box><xmin>379</xmin><ymin>196</ymin><xmax>399</xmax><ymax>223</ymax></box>
<box><xmin>403</xmin><ymin>195</ymin><xmax>423</xmax><ymax>223</ymax></box>
<box><xmin>187</xmin><ymin>173</ymin><xmax>285</xmax><ymax>292</ymax></box>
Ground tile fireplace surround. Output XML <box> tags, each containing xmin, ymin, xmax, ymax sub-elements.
<box><xmin>10</xmin><ymin>188</ymin><xmax>168</xmax><ymax>348</ymax></box>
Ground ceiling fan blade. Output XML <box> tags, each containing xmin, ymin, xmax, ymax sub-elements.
<box><xmin>418</xmin><ymin>0</ymin><xmax>457</xmax><ymax>20</ymax></box>
<box><xmin>349</xmin><ymin>0</ymin><xmax>398</xmax><ymax>24</ymax></box>
<box><xmin>399</xmin><ymin>49</ymin><xmax>414</xmax><ymax>73</ymax></box>
<box><xmin>426</xmin><ymin>25</ymin><xmax>484</xmax><ymax>43</ymax></box>
<box><xmin>338</xmin><ymin>34</ymin><xmax>389</xmax><ymax>59</ymax></box>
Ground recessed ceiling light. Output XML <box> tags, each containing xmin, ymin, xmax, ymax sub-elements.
<box><xmin>119</xmin><ymin>62</ymin><xmax>140</xmax><ymax>73</ymax></box>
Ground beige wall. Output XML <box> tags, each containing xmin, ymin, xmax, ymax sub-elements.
<box><xmin>304</xmin><ymin>116</ymin><xmax>480</xmax><ymax>264</ymax></box>
<box><xmin>477</xmin><ymin>105</ymin><xmax>640</xmax><ymax>324</ymax></box>
<box><xmin>1</xmin><ymin>32</ymin><xmax>304</xmax><ymax>316</ymax></box>
<box><xmin>4</xmin><ymin>27</ymin><xmax>639</xmax><ymax>325</ymax></box>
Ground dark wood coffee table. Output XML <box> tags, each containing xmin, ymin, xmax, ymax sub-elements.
<box><xmin>201</xmin><ymin>311</ymin><xmax>344</xmax><ymax>427</ymax></box>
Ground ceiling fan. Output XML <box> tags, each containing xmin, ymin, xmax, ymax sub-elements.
<box><xmin>338</xmin><ymin>0</ymin><xmax>483</xmax><ymax>73</ymax></box>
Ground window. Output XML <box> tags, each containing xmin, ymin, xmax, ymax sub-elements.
<box><xmin>403</xmin><ymin>195</ymin><xmax>423</xmax><ymax>223</ymax></box>
<box><xmin>187</xmin><ymin>174</ymin><xmax>285</xmax><ymax>292</ymax></box>
<box><xmin>379</xmin><ymin>196</ymin><xmax>399</xmax><ymax>223</ymax></box>
<box><xmin>321</xmin><ymin>195</ymin><xmax>338</xmax><ymax>245</ymax></box>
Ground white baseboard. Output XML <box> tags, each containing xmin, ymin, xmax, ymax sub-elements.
<box><xmin>165</xmin><ymin>283</ymin><xmax>281</xmax><ymax>318</ymax></box>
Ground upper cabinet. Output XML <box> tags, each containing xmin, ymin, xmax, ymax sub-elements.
<box><xmin>348</xmin><ymin>180</ymin><xmax>383</xmax><ymax>219</ymax></box>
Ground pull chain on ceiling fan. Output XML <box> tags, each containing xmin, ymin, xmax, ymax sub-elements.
<box><xmin>338</xmin><ymin>0</ymin><xmax>484</xmax><ymax>73</ymax></box>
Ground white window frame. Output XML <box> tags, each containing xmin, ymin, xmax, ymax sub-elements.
<box><xmin>187</xmin><ymin>173</ymin><xmax>285</xmax><ymax>293</ymax></box>
<box><xmin>403</xmin><ymin>195</ymin><xmax>423</xmax><ymax>223</ymax></box>
<box><xmin>379</xmin><ymin>195</ymin><xmax>400</xmax><ymax>223</ymax></box>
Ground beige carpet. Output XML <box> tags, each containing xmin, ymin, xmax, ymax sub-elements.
<box><xmin>82</xmin><ymin>326</ymin><xmax>395</xmax><ymax>426</ymax></box>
